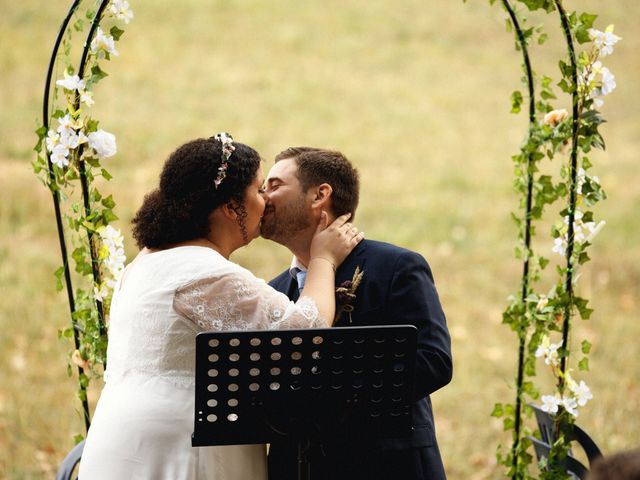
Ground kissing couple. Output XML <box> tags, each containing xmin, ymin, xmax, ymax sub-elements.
<box><xmin>78</xmin><ymin>134</ymin><xmax>452</xmax><ymax>480</ymax></box>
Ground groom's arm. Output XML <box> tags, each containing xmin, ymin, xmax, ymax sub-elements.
<box><xmin>388</xmin><ymin>250</ymin><xmax>452</xmax><ymax>400</ymax></box>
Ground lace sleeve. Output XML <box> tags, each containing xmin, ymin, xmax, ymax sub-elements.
<box><xmin>173</xmin><ymin>269</ymin><xmax>328</xmax><ymax>332</ymax></box>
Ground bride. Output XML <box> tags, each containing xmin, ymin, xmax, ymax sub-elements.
<box><xmin>78</xmin><ymin>133</ymin><xmax>363</xmax><ymax>479</ymax></box>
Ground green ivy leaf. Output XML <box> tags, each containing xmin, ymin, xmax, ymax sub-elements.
<box><xmin>574</xmin><ymin>297</ymin><xmax>593</xmax><ymax>320</ymax></box>
<box><xmin>522</xmin><ymin>381</ymin><xmax>536</xmax><ymax>396</ymax></box>
<box><xmin>557</xmin><ymin>78</ymin><xmax>571</xmax><ymax>94</ymax></box>
<box><xmin>54</xmin><ymin>266</ymin><xmax>65</xmax><ymax>292</ymax></box>
<box><xmin>62</xmin><ymin>326</ymin><xmax>74</xmax><ymax>339</ymax></box>
<box><xmin>578</xmin><ymin>357</ymin><xmax>590</xmax><ymax>371</ymax></box>
<box><xmin>103</xmin><ymin>210</ymin><xmax>119</xmax><ymax>223</ymax></box>
<box><xmin>35</xmin><ymin>125</ymin><xmax>48</xmax><ymax>140</ymax></box>
<box><xmin>491</xmin><ymin>403</ymin><xmax>504</xmax><ymax>418</ymax></box>
<box><xmin>86</xmin><ymin>119</ymin><xmax>99</xmax><ymax>133</ymax></box>
<box><xmin>503</xmin><ymin>417</ymin><xmax>515</xmax><ymax>431</ymax></box>
<box><xmin>511</xmin><ymin>90</ymin><xmax>524</xmax><ymax>114</ymax></box>
<box><xmin>101</xmin><ymin>168</ymin><xmax>113</xmax><ymax>181</ymax></box>
<box><xmin>581</xmin><ymin>340</ymin><xmax>592</xmax><ymax>354</ymax></box>
<box><xmin>578</xmin><ymin>251</ymin><xmax>590</xmax><ymax>265</ymax></box>
<box><xmin>110</xmin><ymin>26</ymin><xmax>125</xmax><ymax>41</ymax></box>
<box><xmin>101</xmin><ymin>194</ymin><xmax>116</xmax><ymax>209</ymax></box>
<box><xmin>540</xmin><ymin>89</ymin><xmax>556</xmax><ymax>100</ymax></box>
<box><xmin>578</xmin><ymin>12</ymin><xmax>598</xmax><ymax>29</ymax></box>
<box><xmin>91</xmin><ymin>64</ymin><xmax>109</xmax><ymax>82</ymax></box>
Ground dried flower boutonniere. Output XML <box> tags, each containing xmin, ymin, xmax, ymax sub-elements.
<box><xmin>334</xmin><ymin>266</ymin><xmax>364</xmax><ymax>324</ymax></box>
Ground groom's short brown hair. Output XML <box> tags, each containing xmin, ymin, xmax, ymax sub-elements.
<box><xmin>275</xmin><ymin>147</ymin><xmax>360</xmax><ymax>219</ymax></box>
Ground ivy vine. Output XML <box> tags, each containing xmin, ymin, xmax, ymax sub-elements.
<box><xmin>33</xmin><ymin>0</ymin><xmax>133</xmax><ymax>437</ymax></box>
<box><xmin>470</xmin><ymin>0</ymin><xmax>618</xmax><ymax>477</ymax></box>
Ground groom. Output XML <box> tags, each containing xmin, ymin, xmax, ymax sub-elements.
<box><xmin>261</xmin><ymin>147</ymin><xmax>453</xmax><ymax>480</ymax></box>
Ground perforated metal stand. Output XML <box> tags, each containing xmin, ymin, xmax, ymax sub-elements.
<box><xmin>192</xmin><ymin>325</ymin><xmax>417</xmax><ymax>480</ymax></box>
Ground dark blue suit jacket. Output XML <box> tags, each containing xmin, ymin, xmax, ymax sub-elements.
<box><xmin>268</xmin><ymin>239</ymin><xmax>452</xmax><ymax>480</ymax></box>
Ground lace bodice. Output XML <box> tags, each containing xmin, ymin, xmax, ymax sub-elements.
<box><xmin>104</xmin><ymin>246</ymin><xmax>326</xmax><ymax>387</ymax></box>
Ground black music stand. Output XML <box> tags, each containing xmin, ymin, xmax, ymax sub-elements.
<box><xmin>192</xmin><ymin>325</ymin><xmax>417</xmax><ymax>480</ymax></box>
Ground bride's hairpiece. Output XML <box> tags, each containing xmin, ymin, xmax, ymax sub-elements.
<box><xmin>212</xmin><ymin>132</ymin><xmax>235</xmax><ymax>188</ymax></box>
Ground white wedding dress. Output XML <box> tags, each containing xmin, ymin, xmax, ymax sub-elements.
<box><xmin>79</xmin><ymin>246</ymin><xmax>325</xmax><ymax>480</ymax></box>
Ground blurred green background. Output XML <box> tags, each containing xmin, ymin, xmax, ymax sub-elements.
<box><xmin>1</xmin><ymin>0</ymin><xmax>639</xmax><ymax>478</ymax></box>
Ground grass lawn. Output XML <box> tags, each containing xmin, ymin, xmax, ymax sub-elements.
<box><xmin>1</xmin><ymin>0</ymin><xmax>639</xmax><ymax>478</ymax></box>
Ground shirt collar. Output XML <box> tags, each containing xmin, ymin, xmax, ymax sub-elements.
<box><xmin>289</xmin><ymin>256</ymin><xmax>307</xmax><ymax>278</ymax></box>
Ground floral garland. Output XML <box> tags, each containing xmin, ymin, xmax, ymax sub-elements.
<box><xmin>33</xmin><ymin>0</ymin><xmax>133</xmax><ymax>434</ymax></box>
<box><xmin>470</xmin><ymin>0</ymin><xmax>619</xmax><ymax>477</ymax></box>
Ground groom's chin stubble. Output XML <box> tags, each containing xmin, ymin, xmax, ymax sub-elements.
<box><xmin>259</xmin><ymin>220</ymin><xmax>279</xmax><ymax>242</ymax></box>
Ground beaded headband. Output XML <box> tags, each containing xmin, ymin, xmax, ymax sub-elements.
<box><xmin>213</xmin><ymin>132</ymin><xmax>235</xmax><ymax>188</ymax></box>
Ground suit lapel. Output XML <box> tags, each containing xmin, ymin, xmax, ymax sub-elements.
<box><xmin>287</xmin><ymin>275</ymin><xmax>300</xmax><ymax>302</ymax></box>
<box><xmin>333</xmin><ymin>240</ymin><xmax>368</xmax><ymax>326</ymax></box>
<box><xmin>335</xmin><ymin>240</ymin><xmax>368</xmax><ymax>286</ymax></box>
<box><xmin>276</xmin><ymin>241</ymin><xmax>369</xmax><ymax>323</ymax></box>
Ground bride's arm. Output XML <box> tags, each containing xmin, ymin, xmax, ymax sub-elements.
<box><xmin>297</xmin><ymin>212</ymin><xmax>363</xmax><ymax>323</ymax></box>
<box><xmin>173</xmin><ymin>213</ymin><xmax>362</xmax><ymax>331</ymax></box>
<box><xmin>172</xmin><ymin>270</ymin><xmax>328</xmax><ymax>331</ymax></box>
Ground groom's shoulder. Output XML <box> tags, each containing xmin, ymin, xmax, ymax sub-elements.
<box><xmin>269</xmin><ymin>269</ymin><xmax>290</xmax><ymax>288</ymax></box>
<box><xmin>363</xmin><ymin>239</ymin><xmax>426</xmax><ymax>264</ymax></box>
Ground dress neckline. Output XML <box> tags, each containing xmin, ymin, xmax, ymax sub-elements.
<box><xmin>136</xmin><ymin>245</ymin><xmax>224</xmax><ymax>261</ymax></box>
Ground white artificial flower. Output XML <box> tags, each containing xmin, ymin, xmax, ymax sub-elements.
<box><xmin>110</xmin><ymin>0</ymin><xmax>134</xmax><ymax>24</ymax></box>
<box><xmin>570</xmin><ymin>380</ymin><xmax>593</xmax><ymax>407</ymax></box>
<box><xmin>100</xmin><ymin>224</ymin><xmax>124</xmax><ymax>246</ymax></box>
<box><xmin>94</xmin><ymin>282</ymin><xmax>110</xmax><ymax>302</ymax></box>
<box><xmin>600</xmin><ymin>67</ymin><xmax>616</xmax><ymax>96</ymax></box>
<box><xmin>576</xmin><ymin>168</ymin><xmax>597</xmax><ymax>195</ymax></box>
<box><xmin>80</xmin><ymin>90</ymin><xmax>95</xmax><ymax>107</ymax></box>
<box><xmin>59</xmin><ymin>129</ymin><xmax>80</xmax><ymax>150</ymax></box>
<box><xmin>90</xmin><ymin>27</ymin><xmax>119</xmax><ymax>57</ymax></box>
<box><xmin>552</xmin><ymin>237</ymin><xmax>566</xmax><ymax>256</ymax></box>
<box><xmin>588</xmin><ymin>27</ymin><xmax>621</xmax><ymax>57</ymax></box>
<box><xmin>56</xmin><ymin>114</ymin><xmax>83</xmax><ymax>133</ymax></box>
<box><xmin>106</xmin><ymin>247</ymin><xmax>126</xmax><ymax>272</ymax></box>
<box><xmin>56</xmin><ymin>71</ymin><xmax>86</xmax><ymax>92</ymax></box>
<box><xmin>99</xmin><ymin>226</ymin><xmax>127</xmax><ymax>277</ymax></box>
<box><xmin>586</xmin><ymin>221</ymin><xmax>606</xmax><ymax>243</ymax></box>
<box><xmin>57</xmin><ymin>114</ymin><xmax>74</xmax><ymax>132</ymax></box>
<box><xmin>562</xmin><ymin>396</ymin><xmax>579</xmax><ymax>417</ymax></box>
<box><xmin>535</xmin><ymin>336</ymin><xmax>561</xmax><ymax>366</ymax></box>
<box><xmin>46</xmin><ymin>130</ymin><xmax>60</xmax><ymax>152</ymax></box>
<box><xmin>88</xmin><ymin>130</ymin><xmax>117</xmax><ymax>159</ymax></box>
<box><xmin>541</xmin><ymin>395</ymin><xmax>561</xmax><ymax>414</ymax></box>
<box><xmin>536</xmin><ymin>295</ymin><xmax>549</xmax><ymax>311</ymax></box>
<box><xmin>50</xmin><ymin>145</ymin><xmax>70</xmax><ymax>168</ymax></box>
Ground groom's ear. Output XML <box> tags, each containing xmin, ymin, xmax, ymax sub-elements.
<box><xmin>311</xmin><ymin>183</ymin><xmax>333</xmax><ymax>209</ymax></box>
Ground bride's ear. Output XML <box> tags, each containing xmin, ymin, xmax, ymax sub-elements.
<box><xmin>221</xmin><ymin>202</ymin><xmax>238</xmax><ymax>220</ymax></box>
<box><xmin>311</xmin><ymin>183</ymin><xmax>332</xmax><ymax>209</ymax></box>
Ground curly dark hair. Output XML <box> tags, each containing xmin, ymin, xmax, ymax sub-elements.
<box><xmin>132</xmin><ymin>137</ymin><xmax>261</xmax><ymax>249</ymax></box>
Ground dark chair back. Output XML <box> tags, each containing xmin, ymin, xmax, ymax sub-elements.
<box><xmin>55</xmin><ymin>440</ymin><xmax>85</xmax><ymax>480</ymax></box>
<box><xmin>528</xmin><ymin>436</ymin><xmax>588</xmax><ymax>479</ymax></box>
<box><xmin>529</xmin><ymin>403</ymin><xmax>603</xmax><ymax>464</ymax></box>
